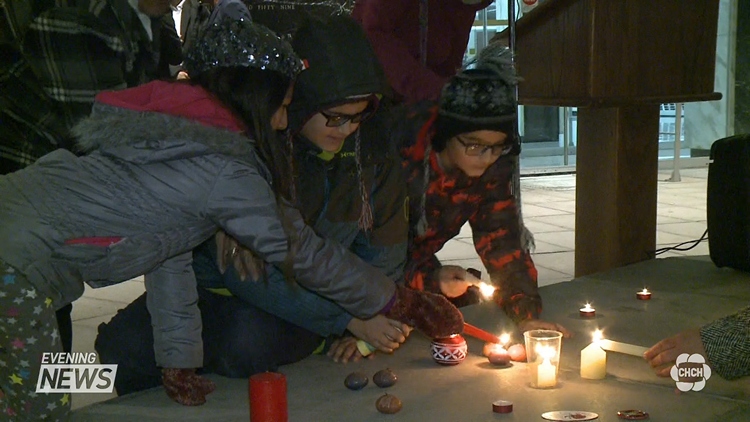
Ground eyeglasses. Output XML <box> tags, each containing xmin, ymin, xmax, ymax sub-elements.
<box><xmin>319</xmin><ymin>104</ymin><xmax>375</xmax><ymax>128</ymax></box>
<box><xmin>455</xmin><ymin>136</ymin><xmax>513</xmax><ymax>157</ymax></box>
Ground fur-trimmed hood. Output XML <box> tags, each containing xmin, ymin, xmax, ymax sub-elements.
<box><xmin>73</xmin><ymin>81</ymin><xmax>257</xmax><ymax>164</ymax></box>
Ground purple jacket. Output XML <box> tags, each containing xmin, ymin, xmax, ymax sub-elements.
<box><xmin>352</xmin><ymin>0</ymin><xmax>493</xmax><ymax>104</ymax></box>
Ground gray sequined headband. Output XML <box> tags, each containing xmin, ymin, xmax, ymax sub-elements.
<box><xmin>184</xmin><ymin>0</ymin><xmax>303</xmax><ymax>79</ymax></box>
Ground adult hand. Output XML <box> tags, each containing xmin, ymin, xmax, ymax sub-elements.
<box><xmin>346</xmin><ymin>316</ymin><xmax>410</xmax><ymax>353</ymax></box>
<box><xmin>161</xmin><ymin>368</ymin><xmax>216</xmax><ymax>406</ymax></box>
<box><xmin>176</xmin><ymin>70</ymin><xmax>189</xmax><ymax>80</ymax></box>
<box><xmin>644</xmin><ymin>328</ymin><xmax>707</xmax><ymax>377</ymax></box>
<box><xmin>326</xmin><ymin>336</ymin><xmax>372</xmax><ymax>363</ymax></box>
<box><xmin>215</xmin><ymin>230</ymin><xmax>264</xmax><ymax>281</ymax></box>
<box><xmin>517</xmin><ymin>319</ymin><xmax>573</xmax><ymax>338</ymax></box>
<box><xmin>436</xmin><ymin>265</ymin><xmax>475</xmax><ymax>298</ymax></box>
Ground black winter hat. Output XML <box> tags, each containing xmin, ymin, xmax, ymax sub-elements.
<box><xmin>433</xmin><ymin>44</ymin><xmax>520</xmax><ymax>155</ymax></box>
<box><xmin>287</xmin><ymin>15</ymin><xmax>387</xmax><ymax>132</ymax></box>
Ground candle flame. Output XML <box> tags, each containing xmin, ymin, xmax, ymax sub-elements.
<box><xmin>593</xmin><ymin>329</ymin><xmax>603</xmax><ymax>343</ymax></box>
<box><xmin>499</xmin><ymin>333</ymin><xmax>510</xmax><ymax>346</ymax></box>
<box><xmin>477</xmin><ymin>282</ymin><xmax>496</xmax><ymax>299</ymax></box>
<box><xmin>641</xmin><ymin>288</ymin><xmax>649</xmax><ymax>294</ymax></box>
<box><xmin>536</xmin><ymin>345</ymin><xmax>555</xmax><ymax>360</ymax></box>
<box><xmin>583</xmin><ymin>303</ymin><xmax>593</xmax><ymax>311</ymax></box>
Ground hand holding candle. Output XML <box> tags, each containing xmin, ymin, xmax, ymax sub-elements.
<box><xmin>580</xmin><ymin>329</ymin><xmax>607</xmax><ymax>379</ymax></box>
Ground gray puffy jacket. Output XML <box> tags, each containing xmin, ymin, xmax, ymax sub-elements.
<box><xmin>0</xmin><ymin>82</ymin><xmax>395</xmax><ymax>368</ymax></box>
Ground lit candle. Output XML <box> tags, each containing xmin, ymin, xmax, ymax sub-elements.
<box><xmin>476</xmin><ymin>281</ymin><xmax>496</xmax><ymax>300</ymax></box>
<box><xmin>487</xmin><ymin>344</ymin><xmax>510</xmax><ymax>366</ymax></box>
<box><xmin>535</xmin><ymin>346</ymin><xmax>557</xmax><ymax>388</ymax></box>
<box><xmin>579</xmin><ymin>303</ymin><xmax>596</xmax><ymax>318</ymax></box>
<box><xmin>537</xmin><ymin>357</ymin><xmax>557</xmax><ymax>388</ymax></box>
<box><xmin>486</xmin><ymin>333</ymin><xmax>511</xmax><ymax>366</ymax></box>
<box><xmin>580</xmin><ymin>329</ymin><xmax>607</xmax><ymax>379</ymax></box>
<box><xmin>636</xmin><ymin>288</ymin><xmax>652</xmax><ymax>300</ymax></box>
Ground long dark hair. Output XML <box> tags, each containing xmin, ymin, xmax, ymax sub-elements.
<box><xmin>191</xmin><ymin>66</ymin><xmax>299</xmax><ymax>280</ymax></box>
<box><xmin>190</xmin><ymin>66</ymin><xmax>294</xmax><ymax>199</ymax></box>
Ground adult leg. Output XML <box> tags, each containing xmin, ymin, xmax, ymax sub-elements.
<box><xmin>193</xmin><ymin>240</ymin><xmax>354</xmax><ymax>338</ymax></box>
<box><xmin>0</xmin><ymin>259</ymin><xmax>69</xmax><ymax>421</ymax></box>
<box><xmin>200</xmin><ymin>289</ymin><xmax>322</xmax><ymax>378</ymax></box>
<box><xmin>96</xmin><ymin>288</ymin><xmax>324</xmax><ymax>391</ymax></box>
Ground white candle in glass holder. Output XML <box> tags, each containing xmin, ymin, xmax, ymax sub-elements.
<box><xmin>535</xmin><ymin>346</ymin><xmax>557</xmax><ymax>387</ymax></box>
<box><xmin>537</xmin><ymin>357</ymin><xmax>557</xmax><ymax>387</ymax></box>
<box><xmin>580</xmin><ymin>329</ymin><xmax>607</xmax><ymax>379</ymax></box>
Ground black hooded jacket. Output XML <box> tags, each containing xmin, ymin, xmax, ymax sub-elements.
<box><xmin>287</xmin><ymin>15</ymin><xmax>408</xmax><ymax>281</ymax></box>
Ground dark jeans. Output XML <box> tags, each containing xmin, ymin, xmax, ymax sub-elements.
<box><xmin>56</xmin><ymin>303</ymin><xmax>73</xmax><ymax>353</ymax></box>
<box><xmin>95</xmin><ymin>288</ymin><xmax>322</xmax><ymax>395</ymax></box>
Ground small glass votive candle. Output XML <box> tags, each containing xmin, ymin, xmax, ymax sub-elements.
<box><xmin>523</xmin><ymin>330</ymin><xmax>563</xmax><ymax>389</ymax></box>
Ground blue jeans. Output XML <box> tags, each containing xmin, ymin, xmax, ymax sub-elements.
<box><xmin>193</xmin><ymin>239</ymin><xmax>354</xmax><ymax>337</ymax></box>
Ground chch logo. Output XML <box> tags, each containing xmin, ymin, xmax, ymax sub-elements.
<box><xmin>670</xmin><ymin>353</ymin><xmax>711</xmax><ymax>391</ymax></box>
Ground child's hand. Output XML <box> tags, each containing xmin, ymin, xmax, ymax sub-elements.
<box><xmin>436</xmin><ymin>265</ymin><xmax>474</xmax><ymax>298</ymax></box>
<box><xmin>326</xmin><ymin>337</ymin><xmax>371</xmax><ymax>363</ymax></box>
<box><xmin>346</xmin><ymin>316</ymin><xmax>410</xmax><ymax>353</ymax></box>
<box><xmin>215</xmin><ymin>230</ymin><xmax>264</xmax><ymax>281</ymax></box>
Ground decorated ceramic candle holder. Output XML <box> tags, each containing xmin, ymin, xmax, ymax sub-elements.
<box><xmin>430</xmin><ymin>334</ymin><xmax>468</xmax><ymax>366</ymax></box>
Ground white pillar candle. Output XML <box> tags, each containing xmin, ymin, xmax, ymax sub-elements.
<box><xmin>580</xmin><ymin>342</ymin><xmax>607</xmax><ymax>379</ymax></box>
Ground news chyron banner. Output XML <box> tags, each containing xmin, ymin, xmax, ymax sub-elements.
<box><xmin>36</xmin><ymin>352</ymin><xmax>117</xmax><ymax>394</ymax></box>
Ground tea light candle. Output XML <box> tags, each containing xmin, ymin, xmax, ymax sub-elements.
<box><xmin>486</xmin><ymin>333</ymin><xmax>512</xmax><ymax>366</ymax></box>
<box><xmin>636</xmin><ymin>288</ymin><xmax>651</xmax><ymax>300</ymax></box>
<box><xmin>579</xmin><ymin>303</ymin><xmax>596</xmax><ymax>318</ymax></box>
<box><xmin>580</xmin><ymin>329</ymin><xmax>607</xmax><ymax>379</ymax></box>
<box><xmin>492</xmin><ymin>400</ymin><xmax>513</xmax><ymax>414</ymax></box>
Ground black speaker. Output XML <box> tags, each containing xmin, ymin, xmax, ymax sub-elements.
<box><xmin>707</xmin><ymin>134</ymin><xmax>750</xmax><ymax>271</ymax></box>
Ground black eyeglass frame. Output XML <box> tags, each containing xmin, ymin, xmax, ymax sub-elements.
<box><xmin>454</xmin><ymin>136</ymin><xmax>513</xmax><ymax>157</ymax></box>
<box><xmin>318</xmin><ymin>99</ymin><xmax>377</xmax><ymax>128</ymax></box>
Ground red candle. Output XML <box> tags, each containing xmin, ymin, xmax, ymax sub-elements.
<box><xmin>487</xmin><ymin>344</ymin><xmax>511</xmax><ymax>366</ymax></box>
<box><xmin>492</xmin><ymin>400</ymin><xmax>513</xmax><ymax>414</ymax></box>
<box><xmin>636</xmin><ymin>288</ymin><xmax>652</xmax><ymax>300</ymax></box>
<box><xmin>579</xmin><ymin>303</ymin><xmax>596</xmax><ymax>318</ymax></box>
<box><xmin>463</xmin><ymin>323</ymin><xmax>501</xmax><ymax>344</ymax></box>
<box><xmin>249</xmin><ymin>372</ymin><xmax>287</xmax><ymax>422</ymax></box>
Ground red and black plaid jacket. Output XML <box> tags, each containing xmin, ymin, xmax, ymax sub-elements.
<box><xmin>397</xmin><ymin>104</ymin><xmax>542</xmax><ymax>324</ymax></box>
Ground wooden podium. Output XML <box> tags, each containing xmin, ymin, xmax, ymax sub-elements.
<box><xmin>508</xmin><ymin>0</ymin><xmax>721</xmax><ymax>276</ymax></box>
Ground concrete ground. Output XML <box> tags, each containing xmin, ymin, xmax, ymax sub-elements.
<box><xmin>69</xmin><ymin>167</ymin><xmax>712</xmax><ymax>410</ymax></box>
